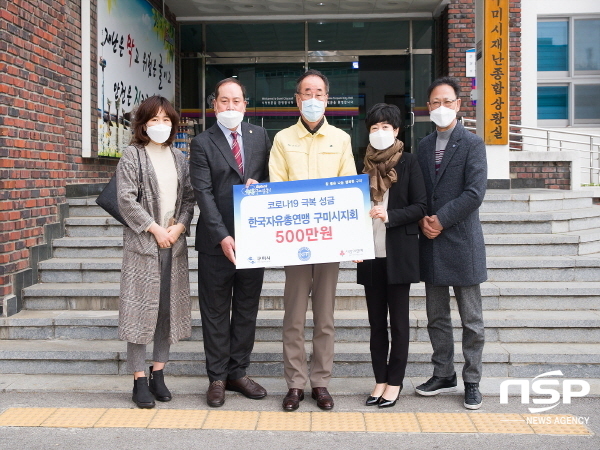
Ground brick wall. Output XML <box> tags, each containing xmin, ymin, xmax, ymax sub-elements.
<box><xmin>444</xmin><ymin>0</ymin><xmax>521</xmax><ymax>124</ymax></box>
<box><xmin>0</xmin><ymin>0</ymin><xmax>177</xmax><ymax>312</ymax></box>
<box><xmin>510</xmin><ymin>161</ymin><xmax>571</xmax><ymax>190</ymax></box>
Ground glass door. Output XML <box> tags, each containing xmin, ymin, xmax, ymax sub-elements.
<box><xmin>309</xmin><ymin>54</ymin><xmax>413</xmax><ymax>161</ymax></box>
<box><xmin>205</xmin><ymin>60</ymin><xmax>305</xmax><ymax>144</ymax></box>
<box><xmin>205</xmin><ymin>55</ymin><xmax>430</xmax><ymax>158</ymax></box>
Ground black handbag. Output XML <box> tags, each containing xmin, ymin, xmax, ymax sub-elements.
<box><xmin>95</xmin><ymin>147</ymin><xmax>143</xmax><ymax>227</ymax></box>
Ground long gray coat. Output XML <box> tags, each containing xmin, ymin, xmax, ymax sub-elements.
<box><xmin>116</xmin><ymin>144</ymin><xmax>195</xmax><ymax>344</ymax></box>
<box><xmin>417</xmin><ymin>122</ymin><xmax>488</xmax><ymax>286</ymax></box>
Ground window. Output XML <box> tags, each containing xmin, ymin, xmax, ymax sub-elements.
<box><xmin>537</xmin><ymin>18</ymin><xmax>600</xmax><ymax>125</ymax></box>
<box><xmin>537</xmin><ymin>21</ymin><xmax>568</xmax><ymax>72</ymax></box>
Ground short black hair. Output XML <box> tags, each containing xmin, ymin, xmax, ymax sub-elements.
<box><xmin>426</xmin><ymin>77</ymin><xmax>461</xmax><ymax>101</ymax></box>
<box><xmin>365</xmin><ymin>103</ymin><xmax>402</xmax><ymax>130</ymax></box>
<box><xmin>214</xmin><ymin>77</ymin><xmax>247</xmax><ymax>100</ymax></box>
<box><xmin>296</xmin><ymin>69</ymin><xmax>329</xmax><ymax>94</ymax></box>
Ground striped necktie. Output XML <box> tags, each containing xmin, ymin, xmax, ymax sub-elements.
<box><xmin>231</xmin><ymin>131</ymin><xmax>243</xmax><ymax>174</ymax></box>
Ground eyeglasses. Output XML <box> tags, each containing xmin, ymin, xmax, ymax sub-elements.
<box><xmin>296</xmin><ymin>92</ymin><xmax>327</xmax><ymax>100</ymax></box>
<box><xmin>429</xmin><ymin>99</ymin><xmax>457</xmax><ymax>109</ymax></box>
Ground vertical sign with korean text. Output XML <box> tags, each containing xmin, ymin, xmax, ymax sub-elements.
<box><xmin>484</xmin><ymin>0</ymin><xmax>509</xmax><ymax>145</ymax></box>
<box><xmin>233</xmin><ymin>175</ymin><xmax>375</xmax><ymax>269</ymax></box>
<box><xmin>97</xmin><ymin>0</ymin><xmax>175</xmax><ymax>157</ymax></box>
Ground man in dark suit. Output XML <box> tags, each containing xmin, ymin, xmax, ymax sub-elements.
<box><xmin>189</xmin><ymin>78</ymin><xmax>270</xmax><ymax>407</ymax></box>
<box><xmin>415</xmin><ymin>77</ymin><xmax>487</xmax><ymax>410</ymax></box>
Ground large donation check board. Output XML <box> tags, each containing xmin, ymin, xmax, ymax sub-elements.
<box><xmin>234</xmin><ymin>175</ymin><xmax>375</xmax><ymax>269</ymax></box>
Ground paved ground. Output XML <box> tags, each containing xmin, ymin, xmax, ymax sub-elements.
<box><xmin>0</xmin><ymin>376</ymin><xmax>598</xmax><ymax>449</ymax></box>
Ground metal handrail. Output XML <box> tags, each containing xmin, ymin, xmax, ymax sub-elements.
<box><xmin>462</xmin><ymin>118</ymin><xmax>600</xmax><ymax>185</ymax></box>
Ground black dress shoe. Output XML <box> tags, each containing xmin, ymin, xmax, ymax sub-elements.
<box><xmin>379</xmin><ymin>384</ymin><xmax>403</xmax><ymax>408</ymax></box>
<box><xmin>282</xmin><ymin>388</ymin><xmax>304</xmax><ymax>411</ymax></box>
<box><xmin>311</xmin><ymin>387</ymin><xmax>334</xmax><ymax>410</ymax></box>
<box><xmin>365</xmin><ymin>395</ymin><xmax>381</xmax><ymax>406</ymax></box>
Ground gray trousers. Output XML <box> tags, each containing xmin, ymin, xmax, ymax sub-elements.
<box><xmin>127</xmin><ymin>248</ymin><xmax>172</xmax><ymax>373</ymax></box>
<box><xmin>425</xmin><ymin>283</ymin><xmax>484</xmax><ymax>383</ymax></box>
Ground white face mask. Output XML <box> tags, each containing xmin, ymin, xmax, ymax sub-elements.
<box><xmin>429</xmin><ymin>105</ymin><xmax>457</xmax><ymax>128</ymax></box>
<box><xmin>369</xmin><ymin>129</ymin><xmax>396</xmax><ymax>150</ymax></box>
<box><xmin>300</xmin><ymin>98</ymin><xmax>325</xmax><ymax>123</ymax></box>
<box><xmin>217</xmin><ymin>110</ymin><xmax>244</xmax><ymax>129</ymax></box>
<box><xmin>146</xmin><ymin>123</ymin><xmax>171</xmax><ymax>144</ymax></box>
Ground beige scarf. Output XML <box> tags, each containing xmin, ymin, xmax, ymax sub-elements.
<box><xmin>362</xmin><ymin>139</ymin><xmax>403</xmax><ymax>203</ymax></box>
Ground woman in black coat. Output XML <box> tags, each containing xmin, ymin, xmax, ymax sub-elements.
<box><xmin>356</xmin><ymin>103</ymin><xmax>427</xmax><ymax>407</ymax></box>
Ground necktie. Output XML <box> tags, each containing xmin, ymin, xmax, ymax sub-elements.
<box><xmin>231</xmin><ymin>131</ymin><xmax>243</xmax><ymax>174</ymax></box>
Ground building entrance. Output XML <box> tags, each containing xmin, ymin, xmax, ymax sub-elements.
<box><xmin>181</xmin><ymin>20</ymin><xmax>436</xmax><ymax>158</ymax></box>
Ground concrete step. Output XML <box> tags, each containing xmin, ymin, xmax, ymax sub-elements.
<box><xmin>1</xmin><ymin>373</ymin><xmax>599</xmax><ymax>397</ymax></box>
<box><xmin>64</xmin><ymin>215</ymin><xmax>201</xmax><ymax>237</ymax></box>
<box><xmin>480</xmin><ymin>189</ymin><xmax>595</xmax><ymax>213</ymax></box>
<box><xmin>54</xmin><ymin>224</ymin><xmax>600</xmax><ymax>261</ymax></box>
<box><xmin>0</xmin><ymin>339</ymin><xmax>598</xmax><ymax>378</ymax></box>
<box><xmin>481</xmin><ymin>208</ymin><xmax>600</xmax><ymax>234</ymax></box>
<box><xmin>485</xmin><ymin>230</ymin><xmax>600</xmax><ymax>256</ymax></box>
<box><xmin>64</xmin><ymin>211</ymin><xmax>600</xmax><ymax>243</ymax></box>
<box><xmin>21</xmin><ymin>281</ymin><xmax>600</xmax><ymax>311</ymax></box>
<box><xmin>67</xmin><ymin>195</ymin><xmax>600</xmax><ymax>238</ymax></box>
<box><xmin>70</xmin><ymin>189</ymin><xmax>600</xmax><ymax>221</ymax></box>
<box><xmin>3</xmin><ymin>309</ymin><xmax>600</xmax><ymax>344</ymax></box>
<box><xmin>485</xmin><ymin>254</ymin><xmax>600</xmax><ymax>282</ymax></box>
<box><xmin>37</xmin><ymin>258</ymin><xmax>358</xmax><ymax>284</ymax></box>
<box><xmin>37</xmin><ymin>252</ymin><xmax>600</xmax><ymax>283</ymax></box>
<box><xmin>37</xmin><ymin>258</ymin><xmax>357</xmax><ymax>283</ymax></box>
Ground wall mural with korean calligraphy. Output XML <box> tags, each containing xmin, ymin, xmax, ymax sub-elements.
<box><xmin>97</xmin><ymin>0</ymin><xmax>175</xmax><ymax>157</ymax></box>
<box><xmin>483</xmin><ymin>0</ymin><xmax>509</xmax><ymax>145</ymax></box>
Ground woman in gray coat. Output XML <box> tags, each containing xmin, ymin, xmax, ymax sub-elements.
<box><xmin>116</xmin><ymin>96</ymin><xmax>195</xmax><ymax>408</ymax></box>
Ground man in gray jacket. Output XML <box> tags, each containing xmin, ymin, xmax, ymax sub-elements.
<box><xmin>415</xmin><ymin>77</ymin><xmax>487</xmax><ymax>410</ymax></box>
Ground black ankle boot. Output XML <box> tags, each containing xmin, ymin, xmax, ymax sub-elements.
<box><xmin>149</xmin><ymin>366</ymin><xmax>172</xmax><ymax>402</ymax></box>
<box><xmin>132</xmin><ymin>377</ymin><xmax>155</xmax><ymax>409</ymax></box>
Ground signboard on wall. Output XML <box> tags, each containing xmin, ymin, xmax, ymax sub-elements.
<box><xmin>97</xmin><ymin>0</ymin><xmax>175</xmax><ymax>157</ymax></box>
<box><xmin>483</xmin><ymin>0</ymin><xmax>509</xmax><ymax>145</ymax></box>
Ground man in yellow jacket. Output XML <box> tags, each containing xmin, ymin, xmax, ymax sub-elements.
<box><xmin>269</xmin><ymin>69</ymin><xmax>357</xmax><ymax>412</ymax></box>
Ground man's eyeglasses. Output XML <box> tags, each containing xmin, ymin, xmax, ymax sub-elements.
<box><xmin>297</xmin><ymin>92</ymin><xmax>327</xmax><ymax>100</ymax></box>
<box><xmin>429</xmin><ymin>99</ymin><xmax>457</xmax><ymax>109</ymax></box>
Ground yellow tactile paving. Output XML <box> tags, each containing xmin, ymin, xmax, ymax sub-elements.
<box><xmin>0</xmin><ymin>408</ymin><xmax>57</xmax><ymax>427</ymax></box>
<box><xmin>93</xmin><ymin>408</ymin><xmax>157</xmax><ymax>428</ymax></box>
<box><xmin>523</xmin><ymin>414</ymin><xmax>593</xmax><ymax>435</ymax></box>
<box><xmin>203</xmin><ymin>410</ymin><xmax>260</xmax><ymax>430</ymax></box>
<box><xmin>42</xmin><ymin>408</ymin><xmax>107</xmax><ymax>428</ymax></box>
<box><xmin>416</xmin><ymin>412</ymin><xmax>477</xmax><ymax>433</ymax></box>
<box><xmin>364</xmin><ymin>412</ymin><xmax>421</xmax><ymax>433</ymax></box>
<box><xmin>147</xmin><ymin>409</ymin><xmax>208</xmax><ymax>429</ymax></box>
<box><xmin>0</xmin><ymin>408</ymin><xmax>594</xmax><ymax>435</ymax></box>
<box><xmin>256</xmin><ymin>411</ymin><xmax>311</xmax><ymax>431</ymax></box>
<box><xmin>311</xmin><ymin>412</ymin><xmax>366</xmax><ymax>432</ymax></box>
<box><xmin>469</xmin><ymin>413</ymin><xmax>534</xmax><ymax>434</ymax></box>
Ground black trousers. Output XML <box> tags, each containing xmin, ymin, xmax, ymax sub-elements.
<box><xmin>364</xmin><ymin>257</ymin><xmax>411</xmax><ymax>386</ymax></box>
<box><xmin>197</xmin><ymin>252</ymin><xmax>264</xmax><ymax>382</ymax></box>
